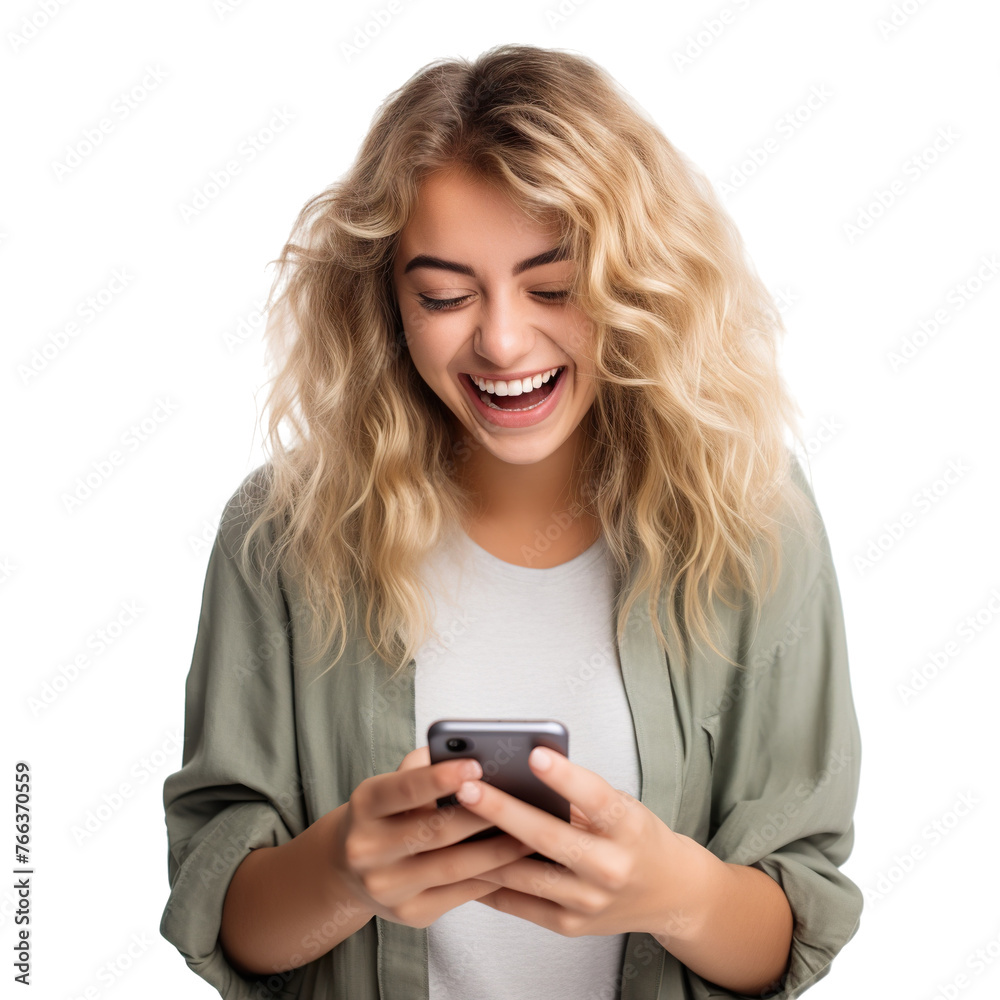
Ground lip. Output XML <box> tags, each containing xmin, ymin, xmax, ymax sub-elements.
<box><xmin>459</xmin><ymin>367</ymin><xmax>568</xmax><ymax>429</ymax></box>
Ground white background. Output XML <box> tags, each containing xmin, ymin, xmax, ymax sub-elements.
<box><xmin>4</xmin><ymin>0</ymin><xmax>999</xmax><ymax>997</ymax></box>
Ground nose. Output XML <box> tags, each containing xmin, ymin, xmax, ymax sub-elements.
<box><xmin>472</xmin><ymin>288</ymin><xmax>537</xmax><ymax>368</ymax></box>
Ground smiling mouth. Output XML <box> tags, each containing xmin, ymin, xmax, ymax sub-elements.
<box><xmin>462</xmin><ymin>367</ymin><xmax>566</xmax><ymax>411</ymax></box>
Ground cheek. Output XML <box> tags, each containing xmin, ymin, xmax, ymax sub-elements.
<box><xmin>564</xmin><ymin>312</ymin><xmax>596</xmax><ymax>360</ymax></box>
<box><xmin>398</xmin><ymin>306</ymin><xmax>432</xmax><ymax>363</ymax></box>
<box><xmin>403</xmin><ymin>322</ymin><xmax>455</xmax><ymax>385</ymax></box>
<box><xmin>399</xmin><ymin>298</ymin><xmax>427</xmax><ymax>339</ymax></box>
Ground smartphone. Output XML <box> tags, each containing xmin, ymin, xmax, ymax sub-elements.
<box><xmin>427</xmin><ymin>719</ymin><xmax>570</xmax><ymax>864</ymax></box>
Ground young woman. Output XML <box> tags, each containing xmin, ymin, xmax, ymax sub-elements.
<box><xmin>160</xmin><ymin>44</ymin><xmax>862</xmax><ymax>1000</ymax></box>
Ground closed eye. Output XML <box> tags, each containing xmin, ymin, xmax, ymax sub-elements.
<box><xmin>417</xmin><ymin>290</ymin><xmax>569</xmax><ymax>312</ymax></box>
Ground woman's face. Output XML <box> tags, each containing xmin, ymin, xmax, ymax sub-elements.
<box><xmin>391</xmin><ymin>165</ymin><xmax>597</xmax><ymax>471</ymax></box>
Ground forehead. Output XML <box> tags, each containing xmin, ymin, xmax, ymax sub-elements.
<box><xmin>396</xmin><ymin>167</ymin><xmax>559</xmax><ymax>254</ymax></box>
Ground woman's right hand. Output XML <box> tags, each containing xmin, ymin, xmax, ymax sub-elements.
<box><xmin>331</xmin><ymin>745</ymin><xmax>535</xmax><ymax>928</ymax></box>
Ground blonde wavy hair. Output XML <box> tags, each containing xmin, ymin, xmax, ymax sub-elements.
<box><xmin>237</xmin><ymin>43</ymin><xmax>818</xmax><ymax>679</ymax></box>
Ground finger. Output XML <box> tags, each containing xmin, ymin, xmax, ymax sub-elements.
<box><xmin>373</xmin><ymin>833</ymin><xmax>534</xmax><ymax>907</ymax></box>
<box><xmin>349</xmin><ymin>798</ymin><xmax>509</xmax><ymax>872</ymax></box>
<box><xmin>387</xmin><ymin>801</ymin><xmax>518</xmax><ymax>858</ymax></box>
<box><xmin>395</xmin><ymin>875</ymin><xmax>508</xmax><ymax>926</ymax></box>
<box><xmin>476</xmin><ymin>886</ymin><xmax>572</xmax><ymax>935</ymax></box>
<box><xmin>527</xmin><ymin>747</ymin><xmax>632</xmax><ymax>831</ymax></box>
<box><xmin>475</xmin><ymin>853</ymin><xmax>603</xmax><ymax>915</ymax></box>
<box><xmin>455</xmin><ymin>778</ymin><xmax>623</xmax><ymax>885</ymax></box>
<box><xmin>397</xmin><ymin>746</ymin><xmax>431</xmax><ymax>771</ymax></box>
<box><xmin>359</xmin><ymin>757</ymin><xmax>482</xmax><ymax>820</ymax></box>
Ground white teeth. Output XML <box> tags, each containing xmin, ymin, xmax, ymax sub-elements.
<box><xmin>470</xmin><ymin>367</ymin><xmax>562</xmax><ymax>396</ymax></box>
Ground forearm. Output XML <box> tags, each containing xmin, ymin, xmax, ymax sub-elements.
<box><xmin>652</xmin><ymin>836</ymin><xmax>793</xmax><ymax>995</ymax></box>
<box><xmin>219</xmin><ymin>803</ymin><xmax>375</xmax><ymax>977</ymax></box>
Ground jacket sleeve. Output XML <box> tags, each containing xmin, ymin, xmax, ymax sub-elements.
<box><xmin>159</xmin><ymin>474</ymin><xmax>309</xmax><ymax>999</ymax></box>
<box><xmin>686</xmin><ymin>501</ymin><xmax>863</xmax><ymax>998</ymax></box>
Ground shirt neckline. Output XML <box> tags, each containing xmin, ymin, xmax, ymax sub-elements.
<box><xmin>456</xmin><ymin>528</ymin><xmax>608</xmax><ymax>583</ymax></box>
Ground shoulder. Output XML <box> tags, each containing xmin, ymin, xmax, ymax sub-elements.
<box><xmin>748</xmin><ymin>452</ymin><xmax>840</xmax><ymax>649</ymax></box>
<box><xmin>215</xmin><ymin>462</ymin><xmax>283</xmax><ymax>579</ymax></box>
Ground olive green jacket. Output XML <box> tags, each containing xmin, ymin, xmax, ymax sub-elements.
<box><xmin>160</xmin><ymin>459</ymin><xmax>862</xmax><ymax>999</ymax></box>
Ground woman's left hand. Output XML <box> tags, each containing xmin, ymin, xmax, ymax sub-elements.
<box><xmin>453</xmin><ymin>746</ymin><xmax>709</xmax><ymax>940</ymax></box>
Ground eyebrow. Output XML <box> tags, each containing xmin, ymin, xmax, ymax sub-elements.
<box><xmin>402</xmin><ymin>245</ymin><xmax>570</xmax><ymax>278</ymax></box>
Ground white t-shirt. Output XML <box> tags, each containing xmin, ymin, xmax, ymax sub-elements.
<box><xmin>414</xmin><ymin>527</ymin><xmax>641</xmax><ymax>1000</ymax></box>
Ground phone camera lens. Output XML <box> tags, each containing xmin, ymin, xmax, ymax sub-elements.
<box><xmin>445</xmin><ymin>737</ymin><xmax>467</xmax><ymax>752</ymax></box>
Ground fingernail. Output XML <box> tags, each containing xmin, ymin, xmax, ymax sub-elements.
<box><xmin>462</xmin><ymin>760</ymin><xmax>483</xmax><ymax>781</ymax></box>
<box><xmin>456</xmin><ymin>781</ymin><xmax>481</xmax><ymax>804</ymax></box>
<box><xmin>530</xmin><ymin>747</ymin><xmax>551</xmax><ymax>770</ymax></box>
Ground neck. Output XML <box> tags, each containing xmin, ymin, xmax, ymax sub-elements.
<box><xmin>449</xmin><ymin>418</ymin><xmax>591</xmax><ymax>528</ymax></box>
